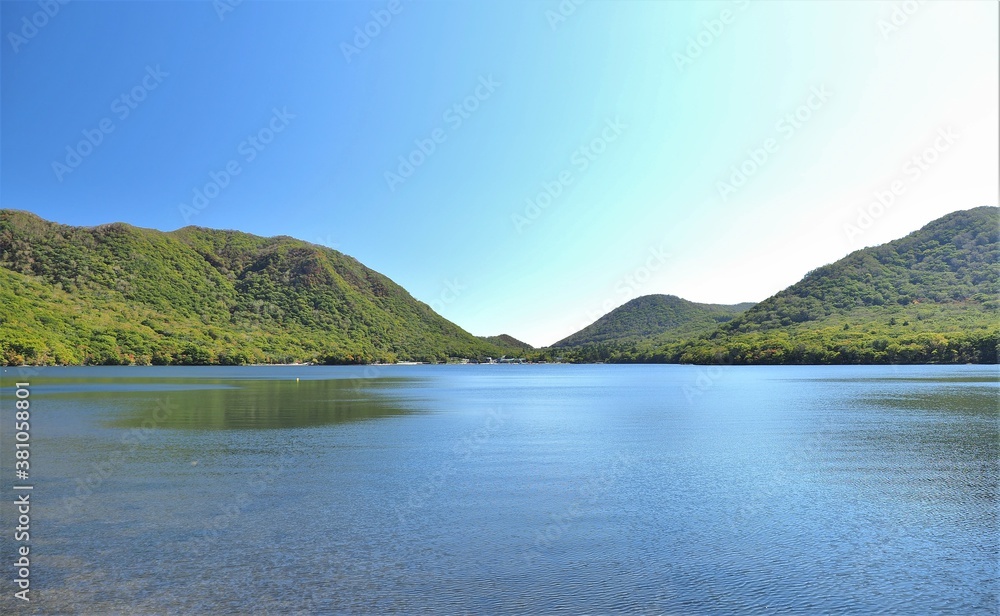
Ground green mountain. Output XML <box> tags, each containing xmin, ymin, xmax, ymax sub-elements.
<box><xmin>3</xmin><ymin>206</ymin><xmax>995</xmax><ymax>366</ymax></box>
<box><xmin>479</xmin><ymin>334</ymin><xmax>534</xmax><ymax>351</ymax></box>
<box><xmin>0</xmin><ymin>210</ymin><xmax>513</xmax><ymax>365</ymax></box>
<box><xmin>563</xmin><ymin>206</ymin><xmax>997</xmax><ymax>364</ymax></box>
<box><xmin>553</xmin><ymin>295</ymin><xmax>753</xmax><ymax>348</ymax></box>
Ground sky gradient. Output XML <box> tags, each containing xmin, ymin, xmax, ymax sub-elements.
<box><xmin>2</xmin><ymin>0</ymin><xmax>998</xmax><ymax>347</ymax></box>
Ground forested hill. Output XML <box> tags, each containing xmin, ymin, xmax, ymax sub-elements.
<box><xmin>0</xmin><ymin>210</ymin><xmax>519</xmax><ymax>365</ymax></box>
<box><xmin>725</xmin><ymin>206</ymin><xmax>999</xmax><ymax>333</ymax></box>
<box><xmin>553</xmin><ymin>295</ymin><xmax>753</xmax><ymax>348</ymax></box>
<box><xmin>553</xmin><ymin>206</ymin><xmax>998</xmax><ymax>364</ymax></box>
<box><xmin>479</xmin><ymin>334</ymin><xmax>534</xmax><ymax>350</ymax></box>
<box><xmin>3</xmin><ymin>207</ymin><xmax>996</xmax><ymax>366</ymax></box>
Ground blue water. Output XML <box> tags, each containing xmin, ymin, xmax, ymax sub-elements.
<box><xmin>1</xmin><ymin>364</ymin><xmax>997</xmax><ymax>614</ymax></box>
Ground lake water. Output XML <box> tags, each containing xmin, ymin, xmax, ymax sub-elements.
<box><xmin>1</xmin><ymin>364</ymin><xmax>997</xmax><ymax>614</ymax></box>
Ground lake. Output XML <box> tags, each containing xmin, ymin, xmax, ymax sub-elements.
<box><xmin>1</xmin><ymin>364</ymin><xmax>997</xmax><ymax>614</ymax></box>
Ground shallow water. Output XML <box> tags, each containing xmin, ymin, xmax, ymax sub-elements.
<box><xmin>1</xmin><ymin>364</ymin><xmax>997</xmax><ymax>613</ymax></box>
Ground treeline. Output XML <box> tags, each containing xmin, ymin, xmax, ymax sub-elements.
<box><xmin>3</xmin><ymin>207</ymin><xmax>997</xmax><ymax>367</ymax></box>
<box><xmin>539</xmin><ymin>207</ymin><xmax>999</xmax><ymax>366</ymax></box>
<box><xmin>531</xmin><ymin>328</ymin><xmax>998</xmax><ymax>365</ymax></box>
<box><xmin>1</xmin><ymin>320</ymin><xmax>520</xmax><ymax>367</ymax></box>
<box><xmin>0</xmin><ymin>210</ymin><xmax>522</xmax><ymax>366</ymax></box>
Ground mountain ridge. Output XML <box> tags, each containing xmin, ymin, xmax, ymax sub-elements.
<box><xmin>2</xmin><ymin>207</ymin><xmax>996</xmax><ymax>366</ymax></box>
<box><xmin>479</xmin><ymin>334</ymin><xmax>534</xmax><ymax>350</ymax></box>
<box><xmin>0</xmin><ymin>210</ymin><xmax>524</xmax><ymax>365</ymax></box>
<box><xmin>541</xmin><ymin>206</ymin><xmax>998</xmax><ymax>364</ymax></box>
<box><xmin>553</xmin><ymin>294</ymin><xmax>753</xmax><ymax>348</ymax></box>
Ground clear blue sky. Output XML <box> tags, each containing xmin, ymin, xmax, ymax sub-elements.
<box><xmin>2</xmin><ymin>0</ymin><xmax>997</xmax><ymax>346</ymax></box>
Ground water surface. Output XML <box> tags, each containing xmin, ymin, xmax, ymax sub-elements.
<box><xmin>1</xmin><ymin>364</ymin><xmax>996</xmax><ymax>613</ymax></box>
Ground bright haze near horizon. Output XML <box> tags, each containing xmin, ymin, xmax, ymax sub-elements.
<box><xmin>1</xmin><ymin>1</ymin><xmax>997</xmax><ymax>347</ymax></box>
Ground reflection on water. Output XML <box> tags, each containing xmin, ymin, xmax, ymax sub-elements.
<box><xmin>868</xmin><ymin>386</ymin><xmax>999</xmax><ymax>415</ymax></box>
<box><xmin>111</xmin><ymin>377</ymin><xmax>421</xmax><ymax>429</ymax></box>
<box><xmin>808</xmin><ymin>374</ymin><xmax>1000</xmax><ymax>384</ymax></box>
<box><xmin>0</xmin><ymin>364</ymin><xmax>996</xmax><ymax>614</ymax></box>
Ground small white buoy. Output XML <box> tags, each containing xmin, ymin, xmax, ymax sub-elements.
<box><xmin>191</xmin><ymin>460</ymin><xmax>199</xmax><ymax>466</ymax></box>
